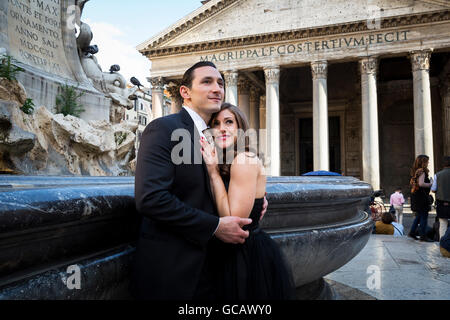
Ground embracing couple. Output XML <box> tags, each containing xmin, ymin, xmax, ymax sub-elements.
<box><xmin>131</xmin><ymin>61</ymin><xmax>295</xmax><ymax>300</ymax></box>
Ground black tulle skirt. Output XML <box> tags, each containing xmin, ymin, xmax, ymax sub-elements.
<box><xmin>209</xmin><ymin>229</ymin><xmax>296</xmax><ymax>300</ymax></box>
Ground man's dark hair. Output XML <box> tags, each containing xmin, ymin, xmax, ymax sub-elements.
<box><xmin>181</xmin><ymin>61</ymin><xmax>218</xmax><ymax>89</ymax></box>
<box><xmin>443</xmin><ymin>156</ymin><xmax>450</xmax><ymax>167</ymax></box>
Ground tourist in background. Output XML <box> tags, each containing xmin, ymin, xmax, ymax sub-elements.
<box><xmin>408</xmin><ymin>155</ymin><xmax>434</xmax><ymax>242</ymax></box>
<box><xmin>390</xmin><ymin>187</ymin><xmax>405</xmax><ymax>225</ymax></box>
<box><xmin>431</xmin><ymin>156</ymin><xmax>450</xmax><ymax>240</ymax></box>
<box><xmin>375</xmin><ymin>211</ymin><xmax>404</xmax><ymax>237</ymax></box>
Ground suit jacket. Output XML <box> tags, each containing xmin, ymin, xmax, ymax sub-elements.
<box><xmin>132</xmin><ymin>108</ymin><xmax>219</xmax><ymax>300</ymax></box>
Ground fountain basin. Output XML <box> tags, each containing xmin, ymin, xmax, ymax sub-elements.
<box><xmin>0</xmin><ymin>175</ymin><xmax>373</xmax><ymax>299</ymax></box>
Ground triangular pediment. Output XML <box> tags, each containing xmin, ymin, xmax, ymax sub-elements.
<box><xmin>137</xmin><ymin>0</ymin><xmax>448</xmax><ymax>53</ymax></box>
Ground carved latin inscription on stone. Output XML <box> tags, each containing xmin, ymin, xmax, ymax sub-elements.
<box><xmin>200</xmin><ymin>30</ymin><xmax>410</xmax><ymax>63</ymax></box>
<box><xmin>7</xmin><ymin>0</ymin><xmax>74</xmax><ymax>79</ymax></box>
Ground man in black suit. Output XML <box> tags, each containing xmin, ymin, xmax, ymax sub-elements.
<box><xmin>132</xmin><ymin>61</ymin><xmax>260</xmax><ymax>300</ymax></box>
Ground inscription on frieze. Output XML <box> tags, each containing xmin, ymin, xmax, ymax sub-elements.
<box><xmin>7</xmin><ymin>0</ymin><xmax>74</xmax><ymax>79</ymax></box>
<box><xmin>200</xmin><ymin>30</ymin><xmax>410</xmax><ymax>63</ymax></box>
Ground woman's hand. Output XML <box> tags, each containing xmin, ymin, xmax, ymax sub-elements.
<box><xmin>200</xmin><ymin>137</ymin><xmax>219</xmax><ymax>175</ymax></box>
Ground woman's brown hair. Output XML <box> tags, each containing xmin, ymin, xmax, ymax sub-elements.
<box><xmin>410</xmin><ymin>154</ymin><xmax>430</xmax><ymax>177</ymax></box>
<box><xmin>208</xmin><ymin>103</ymin><xmax>257</xmax><ymax>178</ymax></box>
<box><xmin>409</xmin><ymin>154</ymin><xmax>429</xmax><ymax>193</ymax></box>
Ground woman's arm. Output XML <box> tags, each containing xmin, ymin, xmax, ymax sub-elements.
<box><xmin>418</xmin><ymin>172</ymin><xmax>432</xmax><ymax>188</ymax></box>
<box><xmin>199</xmin><ymin>138</ymin><xmax>230</xmax><ymax>217</ymax></box>
<box><xmin>200</xmin><ymin>138</ymin><xmax>259</xmax><ymax>218</ymax></box>
<box><xmin>227</xmin><ymin>153</ymin><xmax>260</xmax><ymax>218</ymax></box>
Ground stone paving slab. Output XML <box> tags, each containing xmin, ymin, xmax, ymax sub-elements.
<box><xmin>325</xmin><ymin>234</ymin><xmax>450</xmax><ymax>300</ymax></box>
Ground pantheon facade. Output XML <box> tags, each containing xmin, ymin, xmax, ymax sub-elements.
<box><xmin>138</xmin><ymin>0</ymin><xmax>450</xmax><ymax>197</ymax></box>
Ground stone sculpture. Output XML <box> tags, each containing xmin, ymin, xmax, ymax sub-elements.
<box><xmin>0</xmin><ymin>76</ymin><xmax>136</xmax><ymax>175</ymax></box>
<box><xmin>76</xmin><ymin>21</ymin><xmax>137</xmax><ymax>123</ymax></box>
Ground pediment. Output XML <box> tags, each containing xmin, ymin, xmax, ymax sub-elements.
<box><xmin>137</xmin><ymin>0</ymin><xmax>448</xmax><ymax>54</ymax></box>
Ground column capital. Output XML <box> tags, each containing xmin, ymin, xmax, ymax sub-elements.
<box><xmin>410</xmin><ymin>49</ymin><xmax>433</xmax><ymax>71</ymax></box>
<box><xmin>264</xmin><ymin>66</ymin><xmax>280</xmax><ymax>84</ymax></box>
<box><xmin>148</xmin><ymin>76</ymin><xmax>166</xmax><ymax>91</ymax></box>
<box><xmin>238</xmin><ymin>78</ymin><xmax>251</xmax><ymax>94</ymax></box>
<box><xmin>311</xmin><ymin>61</ymin><xmax>328</xmax><ymax>80</ymax></box>
<box><xmin>224</xmin><ymin>70</ymin><xmax>239</xmax><ymax>87</ymax></box>
<box><xmin>359</xmin><ymin>56</ymin><xmax>378</xmax><ymax>75</ymax></box>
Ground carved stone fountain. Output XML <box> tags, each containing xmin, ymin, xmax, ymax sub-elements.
<box><xmin>0</xmin><ymin>175</ymin><xmax>372</xmax><ymax>299</ymax></box>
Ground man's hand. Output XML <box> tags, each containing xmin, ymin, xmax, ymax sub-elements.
<box><xmin>260</xmin><ymin>193</ymin><xmax>268</xmax><ymax>221</ymax></box>
<box><xmin>215</xmin><ymin>216</ymin><xmax>252</xmax><ymax>244</ymax></box>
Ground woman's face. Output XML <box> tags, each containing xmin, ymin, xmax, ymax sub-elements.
<box><xmin>211</xmin><ymin>109</ymin><xmax>238</xmax><ymax>149</ymax></box>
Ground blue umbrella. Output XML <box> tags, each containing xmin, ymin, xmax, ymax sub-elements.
<box><xmin>302</xmin><ymin>170</ymin><xmax>342</xmax><ymax>176</ymax></box>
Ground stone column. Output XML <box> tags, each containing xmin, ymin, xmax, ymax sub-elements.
<box><xmin>166</xmin><ymin>82</ymin><xmax>182</xmax><ymax>114</ymax></box>
<box><xmin>148</xmin><ymin>77</ymin><xmax>166</xmax><ymax>119</ymax></box>
<box><xmin>259</xmin><ymin>95</ymin><xmax>267</xmax><ymax>167</ymax></box>
<box><xmin>264</xmin><ymin>67</ymin><xmax>281</xmax><ymax>176</ymax></box>
<box><xmin>442</xmin><ymin>81</ymin><xmax>450</xmax><ymax>156</ymax></box>
<box><xmin>259</xmin><ymin>95</ymin><xmax>266</xmax><ymax>129</ymax></box>
<box><xmin>410</xmin><ymin>50</ymin><xmax>435</xmax><ymax>175</ymax></box>
<box><xmin>311</xmin><ymin>61</ymin><xmax>329</xmax><ymax>172</ymax></box>
<box><xmin>249</xmin><ymin>87</ymin><xmax>260</xmax><ymax>130</ymax></box>
<box><xmin>224</xmin><ymin>70</ymin><xmax>238</xmax><ymax>105</ymax></box>
<box><xmin>360</xmin><ymin>56</ymin><xmax>380</xmax><ymax>190</ymax></box>
<box><xmin>238</xmin><ymin>78</ymin><xmax>251</xmax><ymax>120</ymax></box>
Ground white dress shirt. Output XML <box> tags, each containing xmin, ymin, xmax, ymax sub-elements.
<box><xmin>182</xmin><ymin>105</ymin><xmax>208</xmax><ymax>139</ymax></box>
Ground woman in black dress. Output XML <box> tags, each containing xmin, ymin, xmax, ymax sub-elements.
<box><xmin>200</xmin><ymin>103</ymin><xmax>295</xmax><ymax>300</ymax></box>
<box><xmin>408</xmin><ymin>154</ymin><xmax>434</xmax><ymax>242</ymax></box>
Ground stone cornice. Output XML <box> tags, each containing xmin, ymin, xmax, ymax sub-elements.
<box><xmin>140</xmin><ymin>9</ymin><xmax>450</xmax><ymax>58</ymax></box>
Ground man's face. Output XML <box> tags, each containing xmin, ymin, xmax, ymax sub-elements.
<box><xmin>182</xmin><ymin>66</ymin><xmax>224</xmax><ymax>116</ymax></box>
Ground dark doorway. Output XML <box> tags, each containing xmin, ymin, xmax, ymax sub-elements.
<box><xmin>379</xmin><ymin>101</ymin><xmax>415</xmax><ymax>199</ymax></box>
<box><xmin>298</xmin><ymin>117</ymin><xmax>341</xmax><ymax>174</ymax></box>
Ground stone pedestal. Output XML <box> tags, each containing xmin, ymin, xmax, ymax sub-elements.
<box><xmin>0</xmin><ymin>0</ymin><xmax>112</xmax><ymax>122</ymax></box>
<box><xmin>311</xmin><ymin>61</ymin><xmax>329</xmax><ymax>171</ymax></box>
<box><xmin>411</xmin><ymin>50</ymin><xmax>435</xmax><ymax>175</ymax></box>
<box><xmin>360</xmin><ymin>57</ymin><xmax>380</xmax><ymax>190</ymax></box>
<box><xmin>264</xmin><ymin>67</ymin><xmax>281</xmax><ymax>176</ymax></box>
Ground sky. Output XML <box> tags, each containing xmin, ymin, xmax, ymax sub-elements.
<box><xmin>82</xmin><ymin>0</ymin><xmax>203</xmax><ymax>87</ymax></box>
